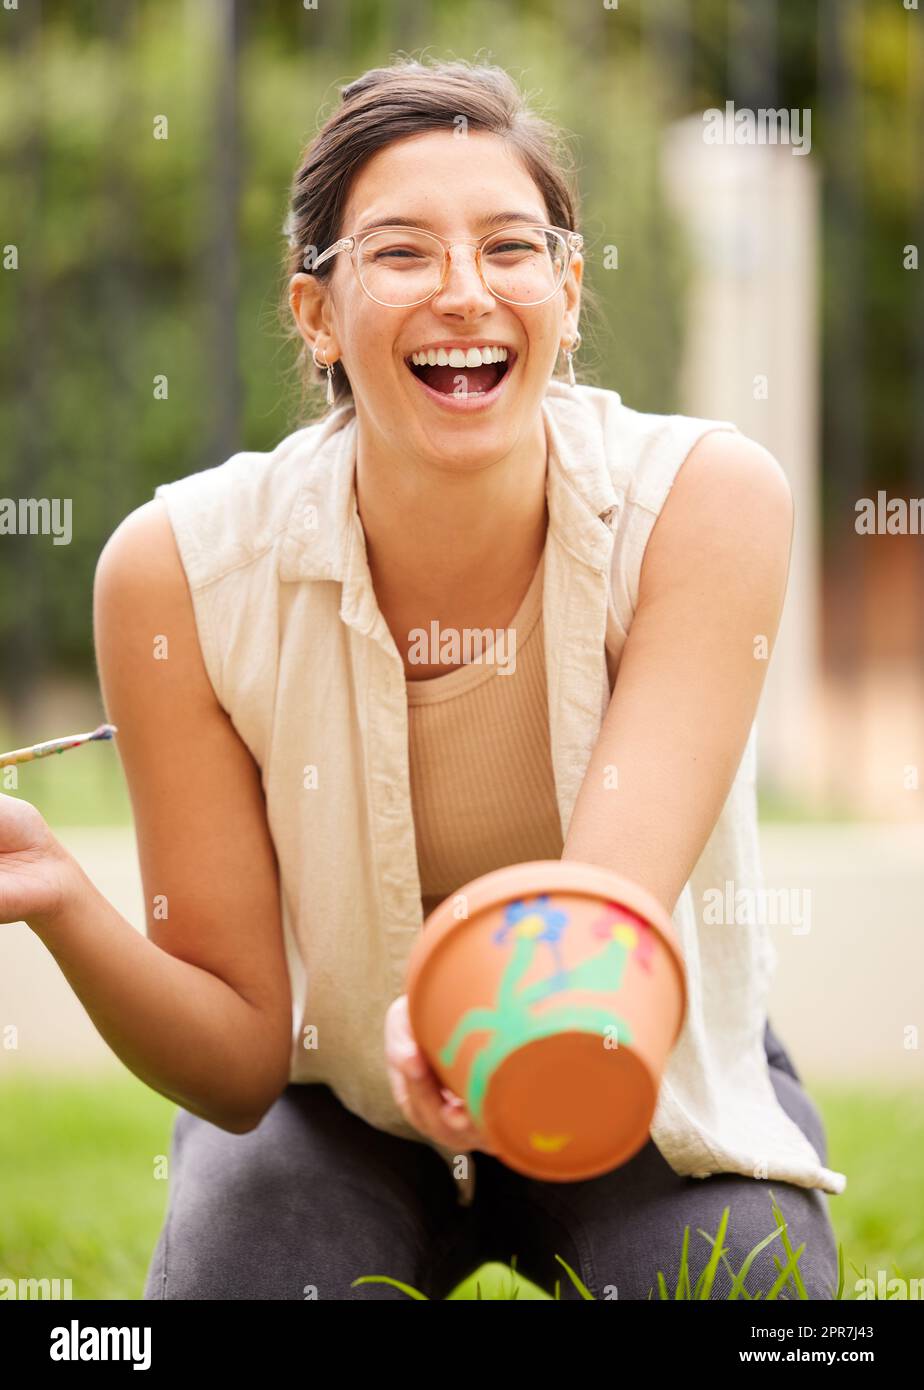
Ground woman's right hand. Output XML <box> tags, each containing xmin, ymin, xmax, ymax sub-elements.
<box><xmin>0</xmin><ymin>792</ymin><xmax>74</xmax><ymax>930</ymax></box>
<box><xmin>384</xmin><ymin>993</ymin><xmax>498</xmax><ymax>1156</ymax></box>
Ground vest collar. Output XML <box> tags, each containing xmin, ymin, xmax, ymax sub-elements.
<box><xmin>277</xmin><ymin>381</ymin><xmax>627</xmax><ymax>626</ymax></box>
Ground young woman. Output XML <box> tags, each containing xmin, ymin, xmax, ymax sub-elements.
<box><xmin>2</xmin><ymin>57</ymin><xmax>845</xmax><ymax>1300</ymax></box>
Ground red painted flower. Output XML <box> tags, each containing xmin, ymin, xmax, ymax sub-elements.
<box><xmin>591</xmin><ymin>901</ymin><xmax>655</xmax><ymax>973</ymax></box>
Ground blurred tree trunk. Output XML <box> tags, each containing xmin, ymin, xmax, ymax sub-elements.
<box><xmin>727</xmin><ymin>0</ymin><xmax>778</xmax><ymax>109</ymax></box>
<box><xmin>911</xmin><ymin>15</ymin><xmax>924</xmax><ymax>676</ymax></box>
<box><xmin>818</xmin><ymin>0</ymin><xmax>865</xmax><ymax>681</ymax></box>
<box><xmin>5</xmin><ymin>0</ymin><xmax>45</xmax><ymax>731</ymax></box>
<box><xmin>392</xmin><ymin>0</ymin><xmax>433</xmax><ymax>49</ymax></box>
<box><xmin>102</xmin><ymin>0</ymin><xmax>140</xmax><ymax>538</ymax></box>
<box><xmin>203</xmin><ymin>0</ymin><xmax>243</xmax><ymax>464</ymax></box>
<box><xmin>643</xmin><ymin>0</ymin><xmax>693</xmax><ymax>119</ymax></box>
<box><xmin>308</xmin><ymin>0</ymin><xmax>350</xmax><ymax>53</ymax></box>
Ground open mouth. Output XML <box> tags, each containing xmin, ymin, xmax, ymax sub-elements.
<box><xmin>404</xmin><ymin>351</ymin><xmax>516</xmax><ymax>398</ymax></box>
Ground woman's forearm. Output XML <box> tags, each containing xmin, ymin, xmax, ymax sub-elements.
<box><xmin>563</xmin><ymin>433</ymin><xmax>792</xmax><ymax>917</ymax></box>
<box><xmin>25</xmin><ymin>854</ymin><xmax>289</xmax><ymax>1131</ymax></box>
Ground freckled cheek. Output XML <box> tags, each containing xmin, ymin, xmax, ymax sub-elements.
<box><xmin>335</xmin><ymin>293</ymin><xmax>395</xmax><ymax>381</ymax></box>
<box><xmin>518</xmin><ymin>317</ymin><xmax>558</xmax><ymax>369</ymax></box>
<box><xmin>343</xmin><ymin>329</ymin><xmax>400</xmax><ymax>391</ymax></box>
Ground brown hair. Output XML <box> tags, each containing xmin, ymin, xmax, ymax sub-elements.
<box><xmin>279</xmin><ymin>54</ymin><xmax>597</xmax><ymax>417</ymax></box>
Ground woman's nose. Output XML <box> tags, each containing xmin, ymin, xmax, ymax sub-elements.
<box><xmin>432</xmin><ymin>246</ymin><xmax>496</xmax><ymax>311</ymax></box>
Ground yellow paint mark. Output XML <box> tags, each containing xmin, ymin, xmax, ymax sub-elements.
<box><xmin>516</xmin><ymin>914</ymin><xmax>547</xmax><ymax>938</ymax></box>
<box><xmin>529</xmin><ymin>1132</ymin><xmax>573</xmax><ymax>1153</ymax></box>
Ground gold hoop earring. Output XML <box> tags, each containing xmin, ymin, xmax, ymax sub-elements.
<box><xmin>563</xmin><ymin>332</ymin><xmax>581</xmax><ymax>388</ymax></box>
<box><xmin>312</xmin><ymin>346</ymin><xmax>335</xmax><ymax>405</ymax></box>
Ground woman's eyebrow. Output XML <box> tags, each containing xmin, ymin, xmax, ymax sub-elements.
<box><xmin>354</xmin><ymin>210</ymin><xmax>547</xmax><ymax>234</ymax></box>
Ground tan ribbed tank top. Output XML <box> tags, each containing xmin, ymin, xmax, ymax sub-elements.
<box><xmin>406</xmin><ymin>545</ymin><xmax>564</xmax><ymax>920</ymax></box>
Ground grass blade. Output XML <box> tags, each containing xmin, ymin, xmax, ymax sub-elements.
<box><xmin>554</xmin><ymin>1252</ymin><xmax>595</xmax><ymax>1299</ymax></box>
<box><xmin>693</xmin><ymin>1206</ymin><xmax>730</xmax><ymax>1299</ymax></box>
<box><xmin>674</xmin><ymin>1225</ymin><xmax>691</xmax><ymax>1300</ymax></box>
<box><xmin>766</xmin><ymin>1243</ymin><xmax>806</xmax><ymax>1300</ymax></box>
<box><xmin>833</xmin><ymin>1242</ymin><xmax>845</xmax><ymax>1300</ymax></box>
<box><xmin>725</xmin><ymin>1224</ymin><xmax>785</xmax><ymax>1300</ymax></box>
<box><xmin>351</xmin><ymin>1275</ymin><xmax>428</xmax><ymax>1300</ymax></box>
<box><xmin>768</xmin><ymin>1191</ymin><xmax>808</xmax><ymax>1300</ymax></box>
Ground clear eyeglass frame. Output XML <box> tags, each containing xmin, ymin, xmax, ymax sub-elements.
<box><xmin>303</xmin><ymin>223</ymin><xmax>584</xmax><ymax>308</ymax></box>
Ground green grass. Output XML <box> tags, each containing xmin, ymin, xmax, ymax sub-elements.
<box><xmin>0</xmin><ymin>1073</ymin><xmax>175</xmax><ymax>1300</ymax></box>
<box><xmin>0</xmin><ymin>1072</ymin><xmax>921</xmax><ymax>1300</ymax></box>
<box><xmin>813</xmin><ymin>1083</ymin><xmax>924</xmax><ymax>1281</ymax></box>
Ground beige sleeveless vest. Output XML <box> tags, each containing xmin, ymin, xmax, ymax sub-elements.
<box><xmin>153</xmin><ymin>379</ymin><xmax>847</xmax><ymax>1205</ymax></box>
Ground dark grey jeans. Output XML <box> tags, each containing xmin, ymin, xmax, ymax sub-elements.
<box><xmin>142</xmin><ymin>1019</ymin><xmax>840</xmax><ymax>1300</ymax></box>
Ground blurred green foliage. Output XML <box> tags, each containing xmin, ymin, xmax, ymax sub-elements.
<box><xmin>0</xmin><ymin>0</ymin><xmax>918</xmax><ymax>683</ymax></box>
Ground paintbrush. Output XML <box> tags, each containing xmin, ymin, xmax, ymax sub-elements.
<box><xmin>0</xmin><ymin>723</ymin><xmax>118</xmax><ymax>769</ymax></box>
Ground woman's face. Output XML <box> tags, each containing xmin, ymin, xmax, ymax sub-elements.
<box><xmin>291</xmin><ymin>129</ymin><xmax>582</xmax><ymax>473</ymax></box>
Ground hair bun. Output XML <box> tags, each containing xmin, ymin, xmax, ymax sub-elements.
<box><xmin>340</xmin><ymin>69</ymin><xmax>391</xmax><ymax>103</ymax></box>
<box><xmin>340</xmin><ymin>61</ymin><xmax>423</xmax><ymax>104</ymax></box>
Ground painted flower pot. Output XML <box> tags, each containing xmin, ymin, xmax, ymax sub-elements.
<box><xmin>406</xmin><ymin>859</ymin><xmax>686</xmax><ymax>1182</ymax></box>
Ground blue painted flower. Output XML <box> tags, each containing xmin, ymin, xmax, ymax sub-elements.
<box><xmin>493</xmin><ymin>894</ymin><xmax>568</xmax><ymax>945</ymax></box>
<box><xmin>493</xmin><ymin>895</ymin><xmax>570</xmax><ymax>985</ymax></box>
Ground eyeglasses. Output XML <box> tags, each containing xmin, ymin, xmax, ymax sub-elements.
<box><xmin>304</xmin><ymin>223</ymin><xmax>583</xmax><ymax>308</ymax></box>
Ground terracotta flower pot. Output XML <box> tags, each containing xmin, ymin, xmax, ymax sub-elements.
<box><xmin>406</xmin><ymin>859</ymin><xmax>686</xmax><ymax>1182</ymax></box>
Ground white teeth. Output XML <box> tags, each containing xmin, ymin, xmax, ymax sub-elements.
<box><xmin>409</xmin><ymin>345</ymin><xmax>509</xmax><ymax>368</ymax></box>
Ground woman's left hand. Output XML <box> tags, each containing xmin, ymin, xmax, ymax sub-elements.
<box><xmin>384</xmin><ymin>993</ymin><xmax>497</xmax><ymax>1154</ymax></box>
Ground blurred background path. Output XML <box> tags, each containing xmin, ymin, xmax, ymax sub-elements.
<box><xmin>2</xmin><ymin>821</ymin><xmax>921</xmax><ymax>1088</ymax></box>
